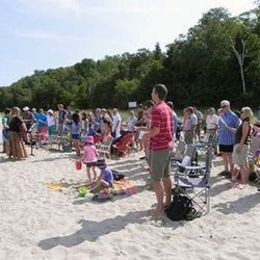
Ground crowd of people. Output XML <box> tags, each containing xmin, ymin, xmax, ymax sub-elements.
<box><xmin>1</xmin><ymin>84</ymin><xmax>260</xmax><ymax>218</ymax></box>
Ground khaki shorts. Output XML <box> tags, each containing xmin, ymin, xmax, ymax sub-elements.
<box><xmin>149</xmin><ymin>149</ymin><xmax>172</xmax><ymax>181</ymax></box>
<box><xmin>232</xmin><ymin>144</ymin><xmax>249</xmax><ymax>166</ymax></box>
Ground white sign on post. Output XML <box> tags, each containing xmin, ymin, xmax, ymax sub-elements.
<box><xmin>128</xmin><ymin>101</ymin><xmax>137</xmax><ymax>108</ymax></box>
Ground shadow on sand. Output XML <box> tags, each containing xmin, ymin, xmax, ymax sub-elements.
<box><xmin>213</xmin><ymin>192</ymin><xmax>260</xmax><ymax>215</ymax></box>
<box><xmin>38</xmin><ymin>209</ymin><xmax>151</xmax><ymax>249</ymax></box>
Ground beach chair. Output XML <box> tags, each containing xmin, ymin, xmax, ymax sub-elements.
<box><xmin>171</xmin><ymin>144</ymin><xmax>197</xmax><ymax>169</ymax></box>
<box><xmin>94</xmin><ymin>133</ymin><xmax>103</xmax><ymax>144</ymax></box>
<box><xmin>172</xmin><ymin>141</ymin><xmax>186</xmax><ymax>161</ymax></box>
<box><xmin>112</xmin><ymin>133</ymin><xmax>135</xmax><ymax>157</ymax></box>
<box><xmin>97</xmin><ymin>136</ymin><xmax>113</xmax><ymax>159</ymax></box>
<box><xmin>48</xmin><ymin>134</ymin><xmax>61</xmax><ymax>150</ymax></box>
<box><xmin>173</xmin><ymin>140</ymin><xmax>213</xmax><ymax>214</ymax></box>
<box><xmin>48</xmin><ymin>133</ymin><xmax>71</xmax><ymax>151</ymax></box>
<box><xmin>194</xmin><ymin>133</ymin><xmax>218</xmax><ymax>160</ymax></box>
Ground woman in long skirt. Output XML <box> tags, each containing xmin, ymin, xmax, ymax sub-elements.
<box><xmin>7</xmin><ymin>107</ymin><xmax>28</xmax><ymax>160</ymax></box>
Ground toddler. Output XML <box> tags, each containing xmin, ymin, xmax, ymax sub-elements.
<box><xmin>81</xmin><ymin>136</ymin><xmax>98</xmax><ymax>183</ymax></box>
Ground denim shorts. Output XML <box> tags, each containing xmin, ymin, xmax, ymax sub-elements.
<box><xmin>72</xmin><ymin>134</ymin><xmax>80</xmax><ymax>140</ymax></box>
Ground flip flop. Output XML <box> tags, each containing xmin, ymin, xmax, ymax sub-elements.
<box><xmin>236</xmin><ymin>184</ymin><xmax>246</xmax><ymax>190</ymax></box>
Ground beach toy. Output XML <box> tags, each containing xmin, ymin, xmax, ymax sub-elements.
<box><xmin>75</xmin><ymin>160</ymin><xmax>82</xmax><ymax>170</ymax></box>
<box><xmin>47</xmin><ymin>182</ymin><xmax>64</xmax><ymax>191</ymax></box>
<box><xmin>78</xmin><ymin>186</ymin><xmax>88</xmax><ymax>197</ymax></box>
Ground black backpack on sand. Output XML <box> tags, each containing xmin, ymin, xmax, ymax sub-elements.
<box><xmin>165</xmin><ymin>194</ymin><xmax>193</xmax><ymax>221</ymax></box>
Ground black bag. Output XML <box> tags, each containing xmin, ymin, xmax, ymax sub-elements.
<box><xmin>112</xmin><ymin>170</ymin><xmax>125</xmax><ymax>181</ymax></box>
<box><xmin>165</xmin><ymin>194</ymin><xmax>193</xmax><ymax>221</ymax></box>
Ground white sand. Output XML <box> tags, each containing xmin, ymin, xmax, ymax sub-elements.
<box><xmin>0</xmin><ymin>146</ymin><xmax>260</xmax><ymax>260</ymax></box>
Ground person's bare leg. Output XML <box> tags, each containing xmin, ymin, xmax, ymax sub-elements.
<box><xmin>91</xmin><ymin>180</ymin><xmax>101</xmax><ymax>192</ymax></box>
<box><xmin>227</xmin><ymin>153</ymin><xmax>234</xmax><ymax>174</ymax></box>
<box><xmin>222</xmin><ymin>153</ymin><xmax>229</xmax><ymax>172</ymax></box>
<box><xmin>92</xmin><ymin>166</ymin><xmax>97</xmax><ymax>181</ymax></box>
<box><xmin>87</xmin><ymin>167</ymin><xmax>92</xmax><ymax>183</ymax></box>
<box><xmin>240</xmin><ymin>165</ymin><xmax>248</xmax><ymax>185</ymax></box>
<box><xmin>153</xmin><ymin>181</ymin><xmax>164</xmax><ymax>218</ymax></box>
<box><xmin>76</xmin><ymin>140</ymin><xmax>80</xmax><ymax>156</ymax></box>
<box><xmin>162</xmin><ymin>177</ymin><xmax>172</xmax><ymax>208</ymax></box>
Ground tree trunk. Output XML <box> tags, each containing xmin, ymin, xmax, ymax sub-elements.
<box><xmin>240</xmin><ymin>65</ymin><xmax>246</xmax><ymax>95</ymax></box>
<box><xmin>229</xmin><ymin>37</ymin><xmax>247</xmax><ymax>95</ymax></box>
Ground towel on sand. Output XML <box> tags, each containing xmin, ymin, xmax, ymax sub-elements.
<box><xmin>92</xmin><ymin>179</ymin><xmax>137</xmax><ymax>202</ymax></box>
<box><xmin>112</xmin><ymin>179</ymin><xmax>137</xmax><ymax>195</ymax></box>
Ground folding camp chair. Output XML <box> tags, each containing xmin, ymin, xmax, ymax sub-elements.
<box><xmin>97</xmin><ymin>136</ymin><xmax>113</xmax><ymax>159</ymax></box>
<box><xmin>172</xmin><ymin>141</ymin><xmax>186</xmax><ymax>161</ymax></box>
<box><xmin>173</xmin><ymin>141</ymin><xmax>214</xmax><ymax>214</ymax></box>
<box><xmin>48</xmin><ymin>134</ymin><xmax>62</xmax><ymax>150</ymax></box>
<box><xmin>112</xmin><ymin>133</ymin><xmax>135</xmax><ymax>157</ymax></box>
<box><xmin>194</xmin><ymin>133</ymin><xmax>218</xmax><ymax>160</ymax></box>
<box><xmin>171</xmin><ymin>144</ymin><xmax>197</xmax><ymax>169</ymax></box>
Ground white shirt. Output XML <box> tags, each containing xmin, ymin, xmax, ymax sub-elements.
<box><xmin>127</xmin><ymin>115</ymin><xmax>137</xmax><ymax>131</ymax></box>
<box><xmin>112</xmin><ymin>113</ymin><xmax>122</xmax><ymax>138</ymax></box>
<box><xmin>47</xmin><ymin>115</ymin><xmax>56</xmax><ymax>127</ymax></box>
<box><xmin>206</xmin><ymin>114</ymin><xmax>219</xmax><ymax>130</ymax></box>
<box><xmin>190</xmin><ymin>113</ymin><xmax>198</xmax><ymax>126</ymax></box>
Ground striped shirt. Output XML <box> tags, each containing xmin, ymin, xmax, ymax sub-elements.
<box><xmin>218</xmin><ymin>111</ymin><xmax>240</xmax><ymax>145</ymax></box>
<box><xmin>150</xmin><ymin>101</ymin><xmax>173</xmax><ymax>151</ymax></box>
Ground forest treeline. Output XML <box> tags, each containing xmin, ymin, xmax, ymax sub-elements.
<box><xmin>0</xmin><ymin>7</ymin><xmax>260</xmax><ymax>110</ymax></box>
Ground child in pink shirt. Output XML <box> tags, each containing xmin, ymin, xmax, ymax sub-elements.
<box><xmin>81</xmin><ymin>136</ymin><xmax>98</xmax><ymax>183</ymax></box>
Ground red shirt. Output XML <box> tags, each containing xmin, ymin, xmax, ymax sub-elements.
<box><xmin>150</xmin><ymin>101</ymin><xmax>173</xmax><ymax>151</ymax></box>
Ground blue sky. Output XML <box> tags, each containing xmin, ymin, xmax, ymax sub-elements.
<box><xmin>0</xmin><ymin>0</ymin><xmax>255</xmax><ymax>86</ymax></box>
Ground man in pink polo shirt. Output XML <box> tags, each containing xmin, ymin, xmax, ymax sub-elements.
<box><xmin>143</xmin><ymin>84</ymin><xmax>173</xmax><ymax>219</ymax></box>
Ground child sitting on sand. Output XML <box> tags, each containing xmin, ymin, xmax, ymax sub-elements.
<box><xmin>89</xmin><ymin>160</ymin><xmax>114</xmax><ymax>193</ymax></box>
<box><xmin>81</xmin><ymin>136</ymin><xmax>98</xmax><ymax>183</ymax></box>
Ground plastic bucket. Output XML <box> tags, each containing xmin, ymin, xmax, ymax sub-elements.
<box><xmin>75</xmin><ymin>160</ymin><xmax>82</xmax><ymax>170</ymax></box>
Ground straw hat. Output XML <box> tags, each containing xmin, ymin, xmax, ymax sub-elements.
<box><xmin>47</xmin><ymin>109</ymin><xmax>54</xmax><ymax>115</ymax></box>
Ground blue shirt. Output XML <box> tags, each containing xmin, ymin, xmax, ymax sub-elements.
<box><xmin>218</xmin><ymin>111</ymin><xmax>240</xmax><ymax>145</ymax></box>
<box><xmin>94</xmin><ymin>115</ymin><xmax>102</xmax><ymax>132</ymax></box>
<box><xmin>37</xmin><ymin>113</ymin><xmax>47</xmax><ymax>128</ymax></box>
<box><xmin>101</xmin><ymin>167</ymin><xmax>114</xmax><ymax>186</ymax></box>
<box><xmin>33</xmin><ymin>112</ymin><xmax>39</xmax><ymax>121</ymax></box>
<box><xmin>71</xmin><ymin>121</ymin><xmax>80</xmax><ymax>135</ymax></box>
<box><xmin>172</xmin><ymin>111</ymin><xmax>179</xmax><ymax>134</ymax></box>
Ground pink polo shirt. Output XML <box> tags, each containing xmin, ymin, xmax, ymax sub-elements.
<box><xmin>82</xmin><ymin>145</ymin><xmax>98</xmax><ymax>163</ymax></box>
<box><xmin>150</xmin><ymin>101</ymin><xmax>173</xmax><ymax>151</ymax></box>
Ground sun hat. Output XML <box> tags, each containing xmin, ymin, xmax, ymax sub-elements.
<box><xmin>207</xmin><ymin>107</ymin><xmax>216</xmax><ymax>113</ymax></box>
<box><xmin>97</xmin><ymin>159</ymin><xmax>107</xmax><ymax>169</ymax></box>
<box><xmin>85</xmin><ymin>135</ymin><xmax>94</xmax><ymax>145</ymax></box>
<box><xmin>23</xmin><ymin>106</ymin><xmax>30</xmax><ymax>111</ymax></box>
<box><xmin>47</xmin><ymin>109</ymin><xmax>54</xmax><ymax>115</ymax></box>
<box><xmin>220</xmin><ymin>100</ymin><xmax>230</xmax><ymax>108</ymax></box>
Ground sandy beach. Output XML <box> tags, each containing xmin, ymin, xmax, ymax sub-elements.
<box><xmin>0</xmin><ymin>144</ymin><xmax>260</xmax><ymax>260</ymax></box>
